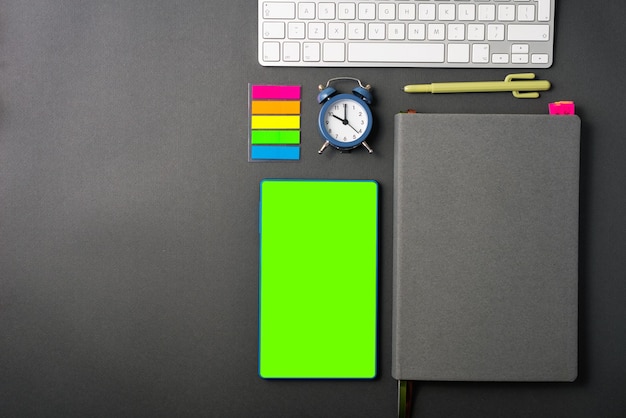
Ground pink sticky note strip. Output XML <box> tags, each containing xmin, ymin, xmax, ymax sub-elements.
<box><xmin>251</xmin><ymin>85</ymin><xmax>301</xmax><ymax>100</ymax></box>
<box><xmin>549</xmin><ymin>101</ymin><xmax>575</xmax><ymax>115</ymax></box>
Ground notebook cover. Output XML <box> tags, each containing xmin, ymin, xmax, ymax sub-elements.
<box><xmin>259</xmin><ymin>179</ymin><xmax>378</xmax><ymax>379</ymax></box>
<box><xmin>392</xmin><ymin>114</ymin><xmax>580</xmax><ymax>381</ymax></box>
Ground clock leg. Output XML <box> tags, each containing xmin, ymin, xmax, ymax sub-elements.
<box><xmin>362</xmin><ymin>141</ymin><xmax>373</xmax><ymax>154</ymax></box>
<box><xmin>318</xmin><ymin>141</ymin><xmax>330</xmax><ymax>154</ymax></box>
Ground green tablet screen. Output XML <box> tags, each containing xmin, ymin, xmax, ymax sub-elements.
<box><xmin>259</xmin><ymin>179</ymin><xmax>378</xmax><ymax>379</ymax></box>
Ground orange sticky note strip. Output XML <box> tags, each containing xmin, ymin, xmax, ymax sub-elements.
<box><xmin>251</xmin><ymin>100</ymin><xmax>300</xmax><ymax>115</ymax></box>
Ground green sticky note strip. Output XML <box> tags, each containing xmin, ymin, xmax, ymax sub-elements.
<box><xmin>251</xmin><ymin>130</ymin><xmax>300</xmax><ymax>145</ymax></box>
<box><xmin>259</xmin><ymin>179</ymin><xmax>378</xmax><ymax>379</ymax></box>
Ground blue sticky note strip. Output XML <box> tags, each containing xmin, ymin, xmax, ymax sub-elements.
<box><xmin>251</xmin><ymin>145</ymin><xmax>300</xmax><ymax>161</ymax></box>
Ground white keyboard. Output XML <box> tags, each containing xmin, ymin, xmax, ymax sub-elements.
<box><xmin>258</xmin><ymin>0</ymin><xmax>555</xmax><ymax>68</ymax></box>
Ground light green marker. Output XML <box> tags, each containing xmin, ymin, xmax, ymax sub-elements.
<box><xmin>403</xmin><ymin>73</ymin><xmax>551</xmax><ymax>98</ymax></box>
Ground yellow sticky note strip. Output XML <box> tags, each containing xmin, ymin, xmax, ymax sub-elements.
<box><xmin>251</xmin><ymin>115</ymin><xmax>300</xmax><ymax>130</ymax></box>
<box><xmin>251</xmin><ymin>101</ymin><xmax>301</xmax><ymax>115</ymax></box>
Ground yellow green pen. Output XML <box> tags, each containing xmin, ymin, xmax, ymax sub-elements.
<box><xmin>403</xmin><ymin>73</ymin><xmax>551</xmax><ymax>99</ymax></box>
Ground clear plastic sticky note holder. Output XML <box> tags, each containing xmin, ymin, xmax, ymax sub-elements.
<box><xmin>249</xmin><ymin>85</ymin><xmax>301</xmax><ymax>162</ymax></box>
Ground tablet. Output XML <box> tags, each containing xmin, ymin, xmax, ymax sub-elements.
<box><xmin>258</xmin><ymin>179</ymin><xmax>378</xmax><ymax>379</ymax></box>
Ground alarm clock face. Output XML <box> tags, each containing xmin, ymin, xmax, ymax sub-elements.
<box><xmin>319</xmin><ymin>94</ymin><xmax>372</xmax><ymax>149</ymax></box>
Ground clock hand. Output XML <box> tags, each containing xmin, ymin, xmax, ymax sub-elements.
<box><xmin>332</xmin><ymin>112</ymin><xmax>350</xmax><ymax>125</ymax></box>
<box><xmin>343</xmin><ymin>103</ymin><xmax>347</xmax><ymax>122</ymax></box>
<box><xmin>331</xmin><ymin>113</ymin><xmax>344</xmax><ymax>122</ymax></box>
<box><xmin>347</xmin><ymin>122</ymin><xmax>360</xmax><ymax>133</ymax></box>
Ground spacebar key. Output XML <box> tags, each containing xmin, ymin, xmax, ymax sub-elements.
<box><xmin>348</xmin><ymin>43</ymin><xmax>445</xmax><ymax>63</ymax></box>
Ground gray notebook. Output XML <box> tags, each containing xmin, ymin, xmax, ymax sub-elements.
<box><xmin>392</xmin><ymin>113</ymin><xmax>580</xmax><ymax>382</ymax></box>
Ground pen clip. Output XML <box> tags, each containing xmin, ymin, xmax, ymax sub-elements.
<box><xmin>505</xmin><ymin>73</ymin><xmax>541</xmax><ymax>99</ymax></box>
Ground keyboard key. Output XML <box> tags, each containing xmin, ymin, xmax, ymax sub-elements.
<box><xmin>518</xmin><ymin>5</ymin><xmax>535</xmax><ymax>22</ymax></box>
<box><xmin>408</xmin><ymin>23</ymin><xmax>426</xmax><ymax>40</ymax></box>
<box><xmin>298</xmin><ymin>2</ymin><xmax>315</xmax><ymax>19</ymax></box>
<box><xmin>498</xmin><ymin>5</ymin><xmax>515</xmax><ymax>21</ymax></box>
<box><xmin>379</xmin><ymin>3</ymin><xmax>395</xmax><ymax>20</ymax></box>
<box><xmin>478</xmin><ymin>4</ymin><xmax>495</xmax><ymax>21</ymax></box>
<box><xmin>487</xmin><ymin>24</ymin><xmax>505</xmax><ymax>41</ymax></box>
<box><xmin>263</xmin><ymin>2</ymin><xmax>295</xmax><ymax>19</ymax></box>
<box><xmin>358</xmin><ymin>3</ymin><xmax>376</xmax><ymax>20</ymax></box>
<box><xmin>303</xmin><ymin>42</ymin><xmax>320</xmax><ymax>61</ymax></box>
<box><xmin>348</xmin><ymin>43</ymin><xmax>445</xmax><ymax>63</ymax></box>
<box><xmin>472</xmin><ymin>44</ymin><xmax>489</xmax><ymax>63</ymax></box>
<box><xmin>448</xmin><ymin>44</ymin><xmax>470</xmax><ymax>63</ymax></box>
<box><xmin>318</xmin><ymin>3</ymin><xmax>335</xmax><ymax>19</ymax></box>
<box><xmin>338</xmin><ymin>3</ymin><xmax>356</xmax><ymax>20</ymax></box>
<box><xmin>263</xmin><ymin>42</ymin><xmax>280</xmax><ymax>61</ymax></box>
<box><xmin>323</xmin><ymin>43</ymin><xmax>345</xmax><ymax>61</ymax></box>
<box><xmin>418</xmin><ymin>4</ymin><xmax>436</xmax><ymax>21</ymax></box>
<box><xmin>448</xmin><ymin>24</ymin><xmax>465</xmax><ymax>41</ymax></box>
<box><xmin>438</xmin><ymin>4</ymin><xmax>455</xmax><ymax>21</ymax></box>
<box><xmin>288</xmin><ymin>22</ymin><xmax>305</xmax><ymax>39</ymax></box>
<box><xmin>398</xmin><ymin>3</ymin><xmax>416</xmax><ymax>21</ymax></box>
<box><xmin>283</xmin><ymin>42</ymin><xmax>300</xmax><ymax>61</ymax></box>
<box><xmin>309</xmin><ymin>22</ymin><xmax>325</xmax><ymax>39</ymax></box>
<box><xmin>428</xmin><ymin>24</ymin><xmax>445</xmax><ymax>41</ymax></box>
<box><xmin>368</xmin><ymin>23</ymin><xmax>385</xmax><ymax>40</ymax></box>
<box><xmin>458</xmin><ymin>5</ymin><xmax>476</xmax><ymax>21</ymax></box>
<box><xmin>388</xmin><ymin>23</ymin><xmax>405</xmax><ymax>40</ymax></box>
<box><xmin>512</xmin><ymin>44</ymin><xmax>529</xmax><ymax>53</ymax></box>
<box><xmin>348</xmin><ymin>22</ymin><xmax>366</xmax><ymax>39</ymax></box>
<box><xmin>512</xmin><ymin>53</ymin><xmax>529</xmax><ymax>64</ymax></box>
<box><xmin>263</xmin><ymin>22</ymin><xmax>285</xmax><ymax>39</ymax></box>
<box><xmin>468</xmin><ymin>24</ymin><xmax>485</xmax><ymax>41</ymax></box>
<box><xmin>508</xmin><ymin>24</ymin><xmax>550</xmax><ymax>41</ymax></box>
<box><xmin>537</xmin><ymin>0</ymin><xmax>550</xmax><ymax>21</ymax></box>
<box><xmin>492</xmin><ymin>53</ymin><xmax>509</xmax><ymax>63</ymax></box>
<box><xmin>532</xmin><ymin>53</ymin><xmax>550</xmax><ymax>64</ymax></box>
<box><xmin>328</xmin><ymin>22</ymin><xmax>346</xmax><ymax>39</ymax></box>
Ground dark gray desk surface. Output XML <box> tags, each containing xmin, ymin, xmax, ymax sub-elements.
<box><xmin>1</xmin><ymin>1</ymin><xmax>624</xmax><ymax>417</ymax></box>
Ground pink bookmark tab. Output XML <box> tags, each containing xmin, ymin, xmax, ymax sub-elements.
<box><xmin>549</xmin><ymin>101</ymin><xmax>575</xmax><ymax>115</ymax></box>
<box><xmin>251</xmin><ymin>85</ymin><xmax>301</xmax><ymax>100</ymax></box>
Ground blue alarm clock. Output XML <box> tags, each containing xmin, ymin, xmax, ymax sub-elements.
<box><xmin>317</xmin><ymin>77</ymin><xmax>374</xmax><ymax>154</ymax></box>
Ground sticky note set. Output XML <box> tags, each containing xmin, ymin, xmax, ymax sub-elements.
<box><xmin>249</xmin><ymin>85</ymin><xmax>301</xmax><ymax>161</ymax></box>
<box><xmin>259</xmin><ymin>179</ymin><xmax>379</xmax><ymax>379</ymax></box>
